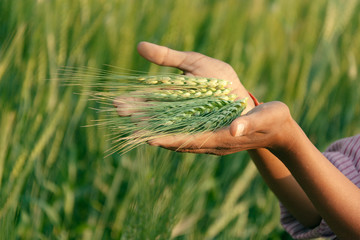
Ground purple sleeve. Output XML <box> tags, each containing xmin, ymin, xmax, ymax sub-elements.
<box><xmin>279</xmin><ymin>202</ymin><xmax>336</xmax><ymax>239</ymax></box>
<box><xmin>280</xmin><ymin>134</ymin><xmax>360</xmax><ymax>239</ymax></box>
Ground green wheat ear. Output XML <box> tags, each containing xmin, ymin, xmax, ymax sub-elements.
<box><xmin>62</xmin><ymin>69</ymin><xmax>247</xmax><ymax>155</ymax></box>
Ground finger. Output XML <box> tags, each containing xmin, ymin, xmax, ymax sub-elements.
<box><xmin>152</xmin><ymin>141</ymin><xmax>247</xmax><ymax>155</ymax></box>
<box><xmin>137</xmin><ymin>41</ymin><xmax>205</xmax><ymax>73</ymax></box>
<box><xmin>148</xmin><ymin>128</ymin><xmax>234</xmax><ymax>150</ymax></box>
<box><xmin>163</xmin><ymin>147</ymin><xmax>226</xmax><ymax>156</ymax></box>
<box><xmin>148</xmin><ymin>133</ymin><xmax>212</xmax><ymax>149</ymax></box>
<box><xmin>173</xmin><ymin>147</ymin><xmax>242</xmax><ymax>156</ymax></box>
<box><xmin>229</xmin><ymin>102</ymin><xmax>284</xmax><ymax>137</ymax></box>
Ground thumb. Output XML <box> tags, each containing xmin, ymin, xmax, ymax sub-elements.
<box><xmin>230</xmin><ymin>116</ymin><xmax>250</xmax><ymax>137</ymax></box>
<box><xmin>137</xmin><ymin>41</ymin><xmax>211</xmax><ymax>74</ymax></box>
<box><xmin>229</xmin><ymin>104</ymin><xmax>267</xmax><ymax>137</ymax></box>
<box><xmin>137</xmin><ymin>41</ymin><xmax>188</xmax><ymax>69</ymax></box>
<box><xmin>229</xmin><ymin>101</ymin><xmax>286</xmax><ymax>137</ymax></box>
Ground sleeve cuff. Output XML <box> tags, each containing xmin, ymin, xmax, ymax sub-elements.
<box><xmin>279</xmin><ymin>203</ymin><xmax>336</xmax><ymax>239</ymax></box>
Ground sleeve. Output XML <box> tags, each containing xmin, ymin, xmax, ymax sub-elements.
<box><xmin>279</xmin><ymin>135</ymin><xmax>360</xmax><ymax>239</ymax></box>
<box><xmin>279</xmin><ymin>202</ymin><xmax>336</xmax><ymax>239</ymax></box>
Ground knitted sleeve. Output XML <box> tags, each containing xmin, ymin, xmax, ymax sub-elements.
<box><xmin>280</xmin><ymin>134</ymin><xmax>360</xmax><ymax>239</ymax></box>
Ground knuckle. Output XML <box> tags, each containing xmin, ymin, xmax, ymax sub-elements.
<box><xmin>274</xmin><ymin>101</ymin><xmax>291</xmax><ymax>116</ymax></box>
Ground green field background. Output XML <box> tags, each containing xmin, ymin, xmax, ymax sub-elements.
<box><xmin>1</xmin><ymin>0</ymin><xmax>359</xmax><ymax>239</ymax></box>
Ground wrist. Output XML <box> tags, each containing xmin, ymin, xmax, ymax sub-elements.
<box><xmin>269</xmin><ymin>116</ymin><xmax>306</xmax><ymax>163</ymax></box>
<box><xmin>266</xmin><ymin>104</ymin><xmax>300</xmax><ymax>153</ymax></box>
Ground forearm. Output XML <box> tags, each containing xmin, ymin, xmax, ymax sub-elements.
<box><xmin>248</xmin><ymin>148</ymin><xmax>321</xmax><ymax>228</ymax></box>
<box><xmin>271</xmin><ymin>118</ymin><xmax>360</xmax><ymax>239</ymax></box>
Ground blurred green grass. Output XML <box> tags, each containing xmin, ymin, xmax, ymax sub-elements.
<box><xmin>0</xmin><ymin>0</ymin><xmax>359</xmax><ymax>239</ymax></box>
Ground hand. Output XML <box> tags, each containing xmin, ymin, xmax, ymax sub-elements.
<box><xmin>114</xmin><ymin>41</ymin><xmax>255</xmax><ymax>117</ymax></box>
<box><xmin>149</xmin><ymin>101</ymin><xmax>294</xmax><ymax>155</ymax></box>
<box><xmin>136</xmin><ymin>41</ymin><xmax>256</xmax><ymax>113</ymax></box>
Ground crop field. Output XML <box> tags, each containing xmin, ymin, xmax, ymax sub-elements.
<box><xmin>0</xmin><ymin>0</ymin><xmax>359</xmax><ymax>239</ymax></box>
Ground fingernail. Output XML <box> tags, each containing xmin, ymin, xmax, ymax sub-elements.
<box><xmin>235</xmin><ymin>123</ymin><xmax>244</xmax><ymax>136</ymax></box>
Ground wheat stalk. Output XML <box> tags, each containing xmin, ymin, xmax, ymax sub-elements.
<box><xmin>61</xmin><ymin>68</ymin><xmax>247</xmax><ymax>155</ymax></box>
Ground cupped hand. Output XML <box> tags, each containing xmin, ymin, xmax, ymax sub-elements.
<box><xmin>148</xmin><ymin>101</ymin><xmax>294</xmax><ymax>155</ymax></box>
<box><xmin>136</xmin><ymin>41</ymin><xmax>255</xmax><ymax>113</ymax></box>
